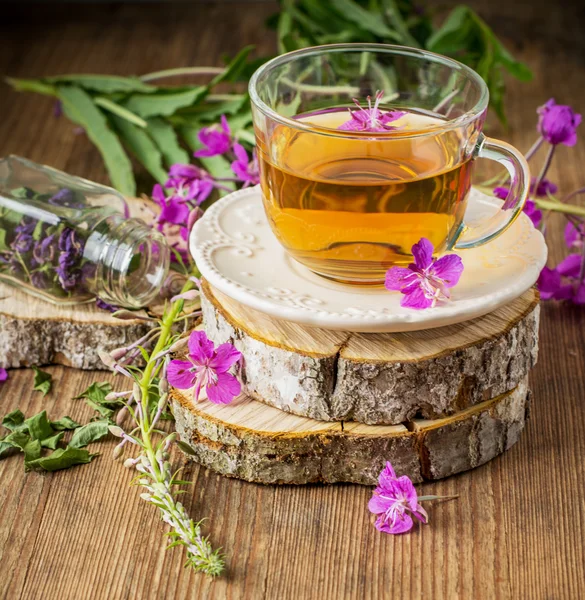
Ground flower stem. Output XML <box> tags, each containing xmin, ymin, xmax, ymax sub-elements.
<box><xmin>524</xmin><ymin>136</ymin><xmax>544</xmax><ymax>162</ymax></box>
<box><xmin>140</xmin><ymin>67</ymin><xmax>225</xmax><ymax>82</ymax></box>
<box><xmin>533</xmin><ymin>144</ymin><xmax>556</xmax><ymax>198</ymax></box>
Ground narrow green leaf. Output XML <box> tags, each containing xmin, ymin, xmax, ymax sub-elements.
<box><xmin>176</xmin><ymin>440</ymin><xmax>196</xmax><ymax>456</ymax></box>
<box><xmin>0</xmin><ymin>229</ymin><xmax>8</xmax><ymax>252</ymax></box>
<box><xmin>41</xmin><ymin>431</ymin><xmax>65</xmax><ymax>450</ymax></box>
<box><xmin>110</xmin><ymin>114</ymin><xmax>168</xmax><ymax>185</ymax></box>
<box><xmin>73</xmin><ymin>382</ymin><xmax>113</xmax><ymax>404</ymax></box>
<box><xmin>330</xmin><ymin>0</ymin><xmax>402</xmax><ymax>40</ymax></box>
<box><xmin>146</xmin><ymin>118</ymin><xmax>190</xmax><ymax>166</ymax></box>
<box><xmin>56</xmin><ymin>85</ymin><xmax>136</xmax><ymax>196</ymax></box>
<box><xmin>51</xmin><ymin>416</ymin><xmax>81</xmax><ymax>431</ymax></box>
<box><xmin>6</xmin><ymin>78</ymin><xmax>57</xmax><ymax>97</ymax></box>
<box><xmin>94</xmin><ymin>97</ymin><xmax>148</xmax><ymax>128</ymax></box>
<box><xmin>69</xmin><ymin>420</ymin><xmax>110</xmax><ymax>448</ymax></box>
<box><xmin>125</xmin><ymin>87</ymin><xmax>207</xmax><ymax>119</ymax></box>
<box><xmin>210</xmin><ymin>46</ymin><xmax>255</xmax><ymax>86</ymax></box>
<box><xmin>380</xmin><ymin>0</ymin><xmax>420</xmax><ymax>47</ymax></box>
<box><xmin>2</xmin><ymin>409</ymin><xmax>26</xmax><ymax>432</ymax></box>
<box><xmin>25</xmin><ymin>446</ymin><xmax>96</xmax><ymax>472</ymax></box>
<box><xmin>45</xmin><ymin>74</ymin><xmax>157</xmax><ymax>94</ymax></box>
<box><xmin>32</xmin><ymin>366</ymin><xmax>52</xmax><ymax>396</ymax></box>
<box><xmin>24</xmin><ymin>410</ymin><xmax>54</xmax><ymax>440</ymax></box>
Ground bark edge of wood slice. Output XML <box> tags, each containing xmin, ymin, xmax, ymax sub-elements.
<box><xmin>201</xmin><ymin>280</ymin><xmax>539</xmax><ymax>425</ymax></box>
<box><xmin>171</xmin><ymin>377</ymin><xmax>531</xmax><ymax>485</ymax></box>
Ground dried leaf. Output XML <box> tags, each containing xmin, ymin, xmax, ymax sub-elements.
<box><xmin>69</xmin><ymin>420</ymin><xmax>110</xmax><ymax>449</ymax></box>
<box><xmin>32</xmin><ymin>366</ymin><xmax>52</xmax><ymax>396</ymax></box>
<box><xmin>25</xmin><ymin>447</ymin><xmax>96</xmax><ymax>472</ymax></box>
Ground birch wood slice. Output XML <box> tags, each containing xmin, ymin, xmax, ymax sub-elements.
<box><xmin>201</xmin><ymin>280</ymin><xmax>540</xmax><ymax>425</ymax></box>
<box><xmin>171</xmin><ymin>377</ymin><xmax>531</xmax><ymax>485</ymax></box>
<box><xmin>0</xmin><ymin>197</ymin><xmax>162</xmax><ymax>370</ymax></box>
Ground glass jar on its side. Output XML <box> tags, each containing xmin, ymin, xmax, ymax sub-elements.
<box><xmin>0</xmin><ymin>155</ymin><xmax>170</xmax><ymax>308</ymax></box>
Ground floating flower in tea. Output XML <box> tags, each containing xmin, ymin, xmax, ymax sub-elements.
<box><xmin>338</xmin><ymin>91</ymin><xmax>406</xmax><ymax>133</ymax></box>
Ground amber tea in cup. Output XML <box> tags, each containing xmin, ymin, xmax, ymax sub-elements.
<box><xmin>250</xmin><ymin>45</ymin><xmax>529</xmax><ymax>284</ymax></box>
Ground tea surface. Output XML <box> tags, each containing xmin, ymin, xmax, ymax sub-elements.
<box><xmin>258</xmin><ymin>109</ymin><xmax>472</xmax><ymax>283</ymax></box>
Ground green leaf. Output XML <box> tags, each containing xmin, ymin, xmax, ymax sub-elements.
<box><xmin>3</xmin><ymin>430</ymin><xmax>31</xmax><ymax>451</ymax></box>
<box><xmin>56</xmin><ymin>85</ymin><xmax>136</xmax><ymax>196</ymax></box>
<box><xmin>0</xmin><ymin>441</ymin><xmax>14</xmax><ymax>457</ymax></box>
<box><xmin>32</xmin><ymin>366</ymin><xmax>52</xmax><ymax>396</ymax></box>
<box><xmin>94</xmin><ymin>97</ymin><xmax>148</xmax><ymax>128</ymax></box>
<box><xmin>45</xmin><ymin>74</ymin><xmax>157</xmax><ymax>94</ymax></box>
<box><xmin>330</xmin><ymin>0</ymin><xmax>402</xmax><ymax>40</ymax></box>
<box><xmin>146</xmin><ymin>118</ymin><xmax>190</xmax><ymax>167</ymax></box>
<box><xmin>73</xmin><ymin>381</ymin><xmax>113</xmax><ymax>404</ymax></box>
<box><xmin>110</xmin><ymin>114</ymin><xmax>168</xmax><ymax>185</ymax></box>
<box><xmin>125</xmin><ymin>87</ymin><xmax>208</xmax><ymax>119</ymax></box>
<box><xmin>69</xmin><ymin>420</ymin><xmax>110</xmax><ymax>448</ymax></box>
<box><xmin>6</xmin><ymin>78</ymin><xmax>57</xmax><ymax>97</ymax></box>
<box><xmin>210</xmin><ymin>45</ymin><xmax>255</xmax><ymax>86</ymax></box>
<box><xmin>380</xmin><ymin>0</ymin><xmax>420</xmax><ymax>47</ymax></box>
<box><xmin>85</xmin><ymin>399</ymin><xmax>114</xmax><ymax>420</ymax></box>
<box><xmin>23</xmin><ymin>439</ymin><xmax>42</xmax><ymax>462</ymax></box>
<box><xmin>2</xmin><ymin>409</ymin><xmax>26</xmax><ymax>432</ymax></box>
<box><xmin>25</xmin><ymin>446</ymin><xmax>96</xmax><ymax>472</ymax></box>
<box><xmin>24</xmin><ymin>410</ymin><xmax>54</xmax><ymax>440</ymax></box>
<box><xmin>0</xmin><ymin>229</ymin><xmax>9</xmax><ymax>252</ymax></box>
<box><xmin>41</xmin><ymin>431</ymin><xmax>65</xmax><ymax>450</ymax></box>
<box><xmin>51</xmin><ymin>416</ymin><xmax>81</xmax><ymax>431</ymax></box>
<box><xmin>176</xmin><ymin>440</ymin><xmax>196</xmax><ymax>456</ymax></box>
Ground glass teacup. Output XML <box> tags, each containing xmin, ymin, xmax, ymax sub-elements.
<box><xmin>249</xmin><ymin>44</ymin><xmax>529</xmax><ymax>285</ymax></box>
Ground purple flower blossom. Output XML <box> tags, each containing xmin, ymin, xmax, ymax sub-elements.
<box><xmin>33</xmin><ymin>234</ymin><xmax>56</xmax><ymax>263</ymax></box>
<box><xmin>11</xmin><ymin>233</ymin><xmax>33</xmax><ymax>253</ymax></box>
<box><xmin>368</xmin><ymin>462</ymin><xmax>428</xmax><ymax>535</ymax></box>
<box><xmin>58</xmin><ymin>227</ymin><xmax>83</xmax><ymax>256</ymax></box>
<box><xmin>96</xmin><ymin>298</ymin><xmax>119</xmax><ymax>312</ymax></box>
<box><xmin>193</xmin><ymin>115</ymin><xmax>232</xmax><ymax>158</ymax></box>
<box><xmin>385</xmin><ymin>238</ymin><xmax>464</xmax><ymax>309</ymax></box>
<box><xmin>338</xmin><ymin>91</ymin><xmax>406</xmax><ymax>133</ymax></box>
<box><xmin>493</xmin><ymin>187</ymin><xmax>542</xmax><ymax>228</ymax></box>
<box><xmin>48</xmin><ymin>188</ymin><xmax>84</xmax><ymax>208</ymax></box>
<box><xmin>30</xmin><ymin>270</ymin><xmax>50</xmax><ymax>290</ymax></box>
<box><xmin>537</xmin><ymin>255</ymin><xmax>585</xmax><ymax>304</ymax></box>
<box><xmin>165</xmin><ymin>164</ymin><xmax>215</xmax><ymax>206</ymax></box>
<box><xmin>537</xmin><ymin>99</ymin><xmax>582</xmax><ymax>147</ymax></box>
<box><xmin>15</xmin><ymin>217</ymin><xmax>36</xmax><ymax>236</ymax></box>
<box><xmin>152</xmin><ymin>184</ymin><xmax>190</xmax><ymax>227</ymax></box>
<box><xmin>231</xmin><ymin>143</ymin><xmax>260</xmax><ymax>187</ymax></box>
<box><xmin>167</xmin><ymin>330</ymin><xmax>242</xmax><ymax>404</ymax></box>
<box><xmin>530</xmin><ymin>177</ymin><xmax>557</xmax><ymax>197</ymax></box>
<box><xmin>565</xmin><ymin>222</ymin><xmax>584</xmax><ymax>250</ymax></box>
<box><xmin>0</xmin><ymin>368</ymin><xmax>7</xmax><ymax>383</ymax></box>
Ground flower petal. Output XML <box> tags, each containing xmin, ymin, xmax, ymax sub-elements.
<box><xmin>167</xmin><ymin>360</ymin><xmax>195</xmax><ymax>389</ymax></box>
<box><xmin>401</xmin><ymin>286</ymin><xmax>434</xmax><ymax>310</ymax></box>
<box><xmin>537</xmin><ymin>266</ymin><xmax>561</xmax><ymax>299</ymax></box>
<box><xmin>384</xmin><ymin>267</ymin><xmax>415</xmax><ymax>291</ymax></box>
<box><xmin>557</xmin><ymin>253</ymin><xmax>582</xmax><ymax>278</ymax></box>
<box><xmin>394</xmin><ymin>476</ymin><xmax>419</xmax><ymax>512</ymax></box>
<box><xmin>188</xmin><ymin>330</ymin><xmax>215</xmax><ymax>364</ymax></box>
<box><xmin>411</xmin><ymin>238</ymin><xmax>434</xmax><ymax>270</ymax></box>
<box><xmin>209</xmin><ymin>343</ymin><xmax>242</xmax><ymax>373</ymax></box>
<box><xmin>432</xmin><ymin>254</ymin><xmax>464</xmax><ymax>287</ymax></box>
<box><xmin>206</xmin><ymin>372</ymin><xmax>241</xmax><ymax>404</ymax></box>
<box><xmin>368</xmin><ymin>492</ymin><xmax>390</xmax><ymax>515</ymax></box>
<box><xmin>375</xmin><ymin>511</ymin><xmax>413</xmax><ymax>535</ymax></box>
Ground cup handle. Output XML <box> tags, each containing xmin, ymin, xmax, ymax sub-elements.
<box><xmin>453</xmin><ymin>133</ymin><xmax>530</xmax><ymax>250</ymax></box>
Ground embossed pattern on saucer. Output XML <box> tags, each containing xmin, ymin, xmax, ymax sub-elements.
<box><xmin>190</xmin><ymin>186</ymin><xmax>547</xmax><ymax>332</ymax></box>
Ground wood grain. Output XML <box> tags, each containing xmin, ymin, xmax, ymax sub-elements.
<box><xmin>0</xmin><ymin>2</ymin><xmax>584</xmax><ymax>599</ymax></box>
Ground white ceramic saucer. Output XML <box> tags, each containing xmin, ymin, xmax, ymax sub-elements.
<box><xmin>190</xmin><ymin>186</ymin><xmax>547</xmax><ymax>332</ymax></box>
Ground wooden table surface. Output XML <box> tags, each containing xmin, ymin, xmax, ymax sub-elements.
<box><xmin>1</xmin><ymin>3</ymin><xmax>584</xmax><ymax>599</ymax></box>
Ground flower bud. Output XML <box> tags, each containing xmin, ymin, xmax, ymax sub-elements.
<box><xmin>112</xmin><ymin>445</ymin><xmax>124</xmax><ymax>459</ymax></box>
<box><xmin>98</xmin><ymin>350</ymin><xmax>116</xmax><ymax>369</ymax></box>
<box><xmin>110</xmin><ymin>347</ymin><xmax>129</xmax><ymax>361</ymax></box>
<box><xmin>108</xmin><ymin>425</ymin><xmax>125</xmax><ymax>438</ymax></box>
<box><xmin>116</xmin><ymin>406</ymin><xmax>128</xmax><ymax>427</ymax></box>
<box><xmin>168</xmin><ymin>336</ymin><xmax>189</xmax><ymax>354</ymax></box>
<box><xmin>123</xmin><ymin>457</ymin><xmax>137</xmax><ymax>469</ymax></box>
<box><xmin>111</xmin><ymin>309</ymin><xmax>155</xmax><ymax>322</ymax></box>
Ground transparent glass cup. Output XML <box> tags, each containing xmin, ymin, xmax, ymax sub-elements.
<box><xmin>249</xmin><ymin>44</ymin><xmax>529</xmax><ymax>284</ymax></box>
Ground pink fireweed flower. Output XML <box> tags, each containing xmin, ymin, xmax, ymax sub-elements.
<box><xmin>537</xmin><ymin>99</ymin><xmax>582</xmax><ymax>147</ymax></box>
<box><xmin>493</xmin><ymin>187</ymin><xmax>542</xmax><ymax>228</ymax></box>
<box><xmin>165</xmin><ymin>164</ymin><xmax>215</xmax><ymax>206</ymax></box>
<box><xmin>565</xmin><ymin>221</ymin><xmax>584</xmax><ymax>250</ymax></box>
<box><xmin>194</xmin><ymin>115</ymin><xmax>232</xmax><ymax>158</ymax></box>
<box><xmin>368</xmin><ymin>462</ymin><xmax>428</xmax><ymax>534</ymax></box>
<box><xmin>385</xmin><ymin>238</ymin><xmax>464</xmax><ymax>310</ymax></box>
<box><xmin>231</xmin><ymin>143</ymin><xmax>260</xmax><ymax>186</ymax></box>
<box><xmin>152</xmin><ymin>184</ymin><xmax>190</xmax><ymax>227</ymax></box>
<box><xmin>167</xmin><ymin>330</ymin><xmax>242</xmax><ymax>404</ymax></box>
<box><xmin>537</xmin><ymin>255</ymin><xmax>585</xmax><ymax>304</ymax></box>
<box><xmin>530</xmin><ymin>177</ymin><xmax>558</xmax><ymax>197</ymax></box>
<box><xmin>0</xmin><ymin>368</ymin><xmax>7</xmax><ymax>383</ymax></box>
<box><xmin>338</xmin><ymin>91</ymin><xmax>406</xmax><ymax>133</ymax></box>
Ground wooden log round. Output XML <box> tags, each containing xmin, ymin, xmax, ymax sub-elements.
<box><xmin>171</xmin><ymin>377</ymin><xmax>531</xmax><ymax>485</ymax></box>
<box><xmin>201</xmin><ymin>280</ymin><xmax>539</xmax><ymax>425</ymax></box>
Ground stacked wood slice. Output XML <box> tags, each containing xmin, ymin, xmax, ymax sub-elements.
<box><xmin>171</xmin><ymin>280</ymin><xmax>539</xmax><ymax>485</ymax></box>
